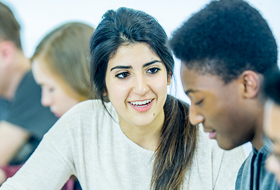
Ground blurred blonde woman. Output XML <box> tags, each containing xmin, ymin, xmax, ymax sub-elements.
<box><xmin>32</xmin><ymin>22</ymin><xmax>94</xmax><ymax>189</ymax></box>
<box><xmin>32</xmin><ymin>22</ymin><xmax>94</xmax><ymax>118</ymax></box>
<box><xmin>0</xmin><ymin>22</ymin><xmax>94</xmax><ymax>190</ymax></box>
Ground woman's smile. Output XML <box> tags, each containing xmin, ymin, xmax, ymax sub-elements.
<box><xmin>105</xmin><ymin>42</ymin><xmax>170</xmax><ymax>128</ymax></box>
<box><xmin>129</xmin><ymin>99</ymin><xmax>154</xmax><ymax>112</ymax></box>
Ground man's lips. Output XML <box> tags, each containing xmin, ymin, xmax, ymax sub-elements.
<box><xmin>209</xmin><ymin>131</ymin><xmax>216</xmax><ymax>139</ymax></box>
<box><xmin>203</xmin><ymin>127</ymin><xmax>216</xmax><ymax>139</ymax></box>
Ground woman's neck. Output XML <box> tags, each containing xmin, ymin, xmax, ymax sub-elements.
<box><xmin>118</xmin><ymin>109</ymin><xmax>165</xmax><ymax>151</ymax></box>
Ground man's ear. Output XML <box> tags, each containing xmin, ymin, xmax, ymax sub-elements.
<box><xmin>0</xmin><ymin>41</ymin><xmax>16</xmax><ymax>66</ymax></box>
<box><xmin>239</xmin><ymin>70</ymin><xmax>261</xmax><ymax>99</ymax></box>
<box><xmin>167</xmin><ymin>73</ymin><xmax>172</xmax><ymax>85</ymax></box>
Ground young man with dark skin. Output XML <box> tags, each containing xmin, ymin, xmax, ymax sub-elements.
<box><xmin>169</xmin><ymin>0</ymin><xmax>279</xmax><ymax>189</ymax></box>
<box><xmin>0</xmin><ymin>2</ymin><xmax>57</xmax><ymax>184</ymax></box>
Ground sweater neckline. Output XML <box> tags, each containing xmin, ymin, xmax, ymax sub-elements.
<box><xmin>105</xmin><ymin>102</ymin><xmax>155</xmax><ymax>157</ymax></box>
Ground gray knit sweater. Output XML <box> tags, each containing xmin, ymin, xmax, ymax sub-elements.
<box><xmin>1</xmin><ymin>100</ymin><xmax>245</xmax><ymax>190</ymax></box>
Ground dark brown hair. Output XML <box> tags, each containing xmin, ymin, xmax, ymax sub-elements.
<box><xmin>152</xmin><ymin>95</ymin><xmax>197</xmax><ymax>189</ymax></box>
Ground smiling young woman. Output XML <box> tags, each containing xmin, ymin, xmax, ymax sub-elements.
<box><xmin>104</xmin><ymin>43</ymin><xmax>169</xmax><ymax>150</ymax></box>
<box><xmin>0</xmin><ymin>7</ymin><xmax>245</xmax><ymax>190</ymax></box>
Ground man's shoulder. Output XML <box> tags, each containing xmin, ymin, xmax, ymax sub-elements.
<box><xmin>235</xmin><ymin>151</ymin><xmax>253</xmax><ymax>189</ymax></box>
<box><xmin>237</xmin><ymin>151</ymin><xmax>253</xmax><ymax>175</ymax></box>
<box><xmin>5</xmin><ymin>70</ymin><xmax>57</xmax><ymax>138</ymax></box>
<box><xmin>0</xmin><ymin>99</ymin><xmax>10</xmax><ymax>119</ymax></box>
<box><xmin>235</xmin><ymin>149</ymin><xmax>279</xmax><ymax>190</ymax></box>
<box><xmin>15</xmin><ymin>70</ymin><xmax>39</xmax><ymax>97</ymax></box>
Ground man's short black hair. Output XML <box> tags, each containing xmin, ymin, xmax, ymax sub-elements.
<box><xmin>169</xmin><ymin>0</ymin><xmax>278</xmax><ymax>83</ymax></box>
<box><xmin>264</xmin><ymin>72</ymin><xmax>280</xmax><ymax>105</ymax></box>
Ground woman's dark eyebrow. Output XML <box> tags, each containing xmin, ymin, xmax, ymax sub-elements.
<box><xmin>110</xmin><ymin>65</ymin><xmax>132</xmax><ymax>71</ymax></box>
<box><xmin>110</xmin><ymin>60</ymin><xmax>162</xmax><ymax>71</ymax></box>
<box><xmin>143</xmin><ymin>60</ymin><xmax>162</xmax><ymax>68</ymax></box>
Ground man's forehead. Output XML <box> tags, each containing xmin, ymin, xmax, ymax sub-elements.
<box><xmin>181</xmin><ymin>67</ymin><xmax>225</xmax><ymax>90</ymax></box>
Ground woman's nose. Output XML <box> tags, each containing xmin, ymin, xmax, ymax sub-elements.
<box><xmin>41</xmin><ymin>89</ymin><xmax>53</xmax><ymax>107</ymax></box>
<box><xmin>132</xmin><ymin>75</ymin><xmax>149</xmax><ymax>96</ymax></box>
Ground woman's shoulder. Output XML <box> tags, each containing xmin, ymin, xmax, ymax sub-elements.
<box><xmin>47</xmin><ymin>100</ymin><xmax>116</xmax><ymax>134</ymax></box>
<box><xmin>67</xmin><ymin>99</ymin><xmax>106</xmax><ymax>112</ymax></box>
<box><xmin>63</xmin><ymin>99</ymin><xmax>115</xmax><ymax>118</ymax></box>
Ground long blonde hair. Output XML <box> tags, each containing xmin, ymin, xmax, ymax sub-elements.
<box><xmin>32</xmin><ymin>22</ymin><xmax>94</xmax><ymax>101</ymax></box>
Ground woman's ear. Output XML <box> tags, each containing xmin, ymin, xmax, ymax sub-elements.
<box><xmin>103</xmin><ymin>89</ymin><xmax>107</xmax><ymax>96</ymax></box>
<box><xmin>239</xmin><ymin>70</ymin><xmax>261</xmax><ymax>99</ymax></box>
<box><xmin>167</xmin><ymin>73</ymin><xmax>172</xmax><ymax>85</ymax></box>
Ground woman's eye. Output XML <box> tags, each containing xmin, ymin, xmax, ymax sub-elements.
<box><xmin>195</xmin><ymin>99</ymin><xmax>203</xmax><ymax>106</ymax></box>
<box><xmin>147</xmin><ymin>67</ymin><xmax>160</xmax><ymax>74</ymax></box>
<box><xmin>48</xmin><ymin>88</ymin><xmax>55</xmax><ymax>93</ymax></box>
<box><xmin>115</xmin><ymin>72</ymin><xmax>130</xmax><ymax>79</ymax></box>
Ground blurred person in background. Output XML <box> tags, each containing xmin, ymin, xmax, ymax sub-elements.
<box><xmin>1</xmin><ymin>21</ymin><xmax>94</xmax><ymax>190</ymax></box>
<box><xmin>31</xmin><ymin>22</ymin><xmax>94</xmax><ymax>118</ymax></box>
<box><xmin>0</xmin><ymin>1</ymin><xmax>57</xmax><ymax>184</ymax></box>
<box><xmin>31</xmin><ymin>21</ymin><xmax>94</xmax><ymax>190</ymax></box>
<box><xmin>263</xmin><ymin>71</ymin><xmax>280</xmax><ymax>185</ymax></box>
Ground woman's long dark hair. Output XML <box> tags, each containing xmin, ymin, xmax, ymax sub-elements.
<box><xmin>90</xmin><ymin>7</ymin><xmax>198</xmax><ymax>190</ymax></box>
<box><xmin>152</xmin><ymin>95</ymin><xmax>197</xmax><ymax>189</ymax></box>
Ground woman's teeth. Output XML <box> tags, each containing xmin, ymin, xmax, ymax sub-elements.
<box><xmin>130</xmin><ymin>99</ymin><xmax>152</xmax><ymax>107</ymax></box>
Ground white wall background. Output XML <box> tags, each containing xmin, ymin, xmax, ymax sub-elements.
<box><xmin>3</xmin><ymin>0</ymin><xmax>280</xmax><ymax>156</ymax></box>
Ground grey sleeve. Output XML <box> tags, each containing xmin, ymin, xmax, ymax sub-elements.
<box><xmin>5</xmin><ymin>71</ymin><xmax>57</xmax><ymax>140</ymax></box>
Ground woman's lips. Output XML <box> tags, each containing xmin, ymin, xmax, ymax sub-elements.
<box><xmin>129</xmin><ymin>99</ymin><xmax>154</xmax><ymax>112</ymax></box>
<box><xmin>53</xmin><ymin>112</ymin><xmax>61</xmax><ymax>118</ymax></box>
